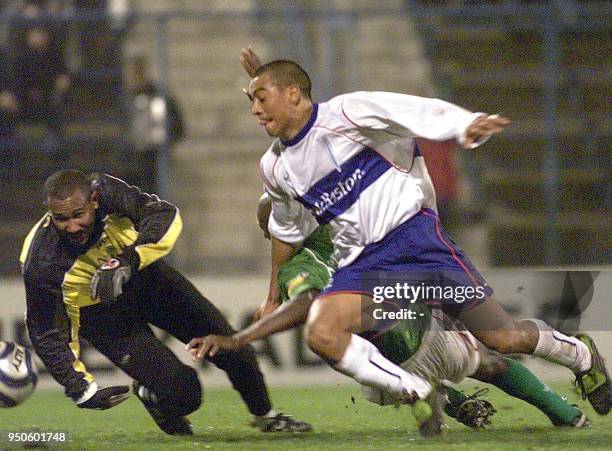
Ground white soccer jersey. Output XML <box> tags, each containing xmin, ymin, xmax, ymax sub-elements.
<box><xmin>259</xmin><ymin>91</ymin><xmax>486</xmax><ymax>268</ymax></box>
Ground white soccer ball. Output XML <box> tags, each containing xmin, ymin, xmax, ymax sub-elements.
<box><xmin>0</xmin><ymin>341</ymin><xmax>38</xmax><ymax>407</ymax></box>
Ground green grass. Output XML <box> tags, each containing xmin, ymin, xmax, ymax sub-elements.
<box><xmin>1</xmin><ymin>382</ymin><xmax>610</xmax><ymax>450</ymax></box>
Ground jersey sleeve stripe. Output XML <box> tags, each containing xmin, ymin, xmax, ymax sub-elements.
<box><xmin>135</xmin><ymin>209</ymin><xmax>183</xmax><ymax>270</ymax></box>
<box><xmin>19</xmin><ymin>214</ymin><xmax>50</xmax><ymax>268</ymax></box>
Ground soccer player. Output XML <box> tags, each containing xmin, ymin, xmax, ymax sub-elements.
<box><xmin>188</xmin><ymin>193</ymin><xmax>589</xmax><ymax>435</ymax></box>
<box><xmin>238</xmin><ymin>48</ymin><xmax>610</xmax><ymax>414</ymax></box>
<box><xmin>20</xmin><ymin>169</ymin><xmax>311</xmax><ymax>435</ymax></box>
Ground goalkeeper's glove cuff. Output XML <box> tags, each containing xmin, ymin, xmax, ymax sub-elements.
<box><xmin>75</xmin><ymin>384</ymin><xmax>131</xmax><ymax>410</ymax></box>
<box><xmin>120</xmin><ymin>246</ymin><xmax>140</xmax><ymax>271</ymax></box>
<box><xmin>75</xmin><ymin>382</ymin><xmax>98</xmax><ymax>405</ymax></box>
<box><xmin>90</xmin><ymin>254</ymin><xmax>134</xmax><ymax>305</ymax></box>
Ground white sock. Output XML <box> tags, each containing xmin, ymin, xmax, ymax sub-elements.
<box><xmin>258</xmin><ymin>409</ymin><xmax>278</xmax><ymax>419</ymax></box>
<box><xmin>529</xmin><ymin>319</ymin><xmax>592</xmax><ymax>373</ymax></box>
<box><xmin>334</xmin><ymin>334</ymin><xmax>431</xmax><ymax>399</ymax></box>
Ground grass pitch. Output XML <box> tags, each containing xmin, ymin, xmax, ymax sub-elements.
<box><xmin>1</xmin><ymin>381</ymin><xmax>610</xmax><ymax>450</ymax></box>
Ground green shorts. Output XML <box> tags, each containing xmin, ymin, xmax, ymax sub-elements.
<box><xmin>369</xmin><ymin>309</ymin><xmax>431</xmax><ymax>365</ymax></box>
<box><xmin>277</xmin><ymin>247</ymin><xmax>334</xmax><ymax>303</ymax></box>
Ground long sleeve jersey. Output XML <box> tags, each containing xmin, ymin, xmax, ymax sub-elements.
<box><xmin>259</xmin><ymin>91</ymin><xmax>486</xmax><ymax>268</ymax></box>
<box><xmin>19</xmin><ymin>174</ymin><xmax>182</xmax><ymax>399</ymax></box>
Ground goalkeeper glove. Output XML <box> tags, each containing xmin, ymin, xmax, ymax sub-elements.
<box><xmin>75</xmin><ymin>382</ymin><xmax>130</xmax><ymax>410</ymax></box>
<box><xmin>90</xmin><ymin>255</ymin><xmax>133</xmax><ymax>305</ymax></box>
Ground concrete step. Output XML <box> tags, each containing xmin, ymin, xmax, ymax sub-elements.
<box><xmin>166</xmin><ymin>19</ymin><xmax>256</xmax><ymax>39</ymax></box>
<box><xmin>433</xmin><ymin>30</ymin><xmax>542</xmax><ymax>69</ymax></box>
<box><xmin>174</xmin><ymin>136</ymin><xmax>269</xmax><ymax>161</ymax></box>
<box><xmin>180</xmin><ymin>110</ymin><xmax>257</xmax><ymax>138</ymax></box>
<box><xmin>459</xmin><ymin>116</ymin><xmax>588</xmax><ymax>138</ymax></box>
<box><xmin>450</xmin><ymin>85</ymin><xmax>609</xmax><ymax>117</ymax></box>
<box><xmin>478</xmin><ymin>134</ymin><xmax>610</xmax><ymax>170</ymax></box>
<box><xmin>446</xmin><ymin>67</ymin><xmax>611</xmax><ymax>90</ymax></box>
<box><xmin>167</xmin><ymin>37</ymin><xmax>255</xmax><ymax>61</ymax></box>
<box><xmin>488</xmin><ymin>210</ymin><xmax>612</xmax><ymax>266</ymax></box>
<box><xmin>483</xmin><ymin>168</ymin><xmax>610</xmax><ymax>213</ymax></box>
<box><xmin>168</xmin><ymin>66</ymin><xmax>251</xmax><ymax>86</ymax></box>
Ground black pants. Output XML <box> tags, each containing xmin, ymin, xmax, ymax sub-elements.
<box><xmin>79</xmin><ymin>261</ymin><xmax>272</xmax><ymax>417</ymax></box>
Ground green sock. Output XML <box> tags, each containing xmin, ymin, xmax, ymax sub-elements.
<box><xmin>491</xmin><ymin>358</ymin><xmax>580</xmax><ymax>425</ymax></box>
<box><xmin>444</xmin><ymin>386</ymin><xmax>470</xmax><ymax>417</ymax></box>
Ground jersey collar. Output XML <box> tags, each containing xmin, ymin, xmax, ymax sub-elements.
<box><xmin>281</xmin><ymin>103</ymin><xmax>318</xmax><ymax>147</ymax></box>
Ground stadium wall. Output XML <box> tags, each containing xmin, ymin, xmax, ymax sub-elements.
<box><xmin>2</xmin><ymin>270</ymin><xmax>611</xmax><ymax>390</ymax></box>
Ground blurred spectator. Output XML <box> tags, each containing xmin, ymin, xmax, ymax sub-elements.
<box><xmin>124</xmin><ymin>55</ymin><xmax>184</xmax><ymax>193</ymax></box>
<box><xmin>0</xmin><ymin>49</ymin><xmax>18</xmax><ymax>137</ymax></box>
<box><xmin>22</xmin><ymin>0</ymin><xmax>63</xmax><ymax>18</ymax></box>
<box><xmin>14</xmin><ymin>26</ymin><xmax>71</xmax><ymax>146</ymax></box>
<box><xmin>13</xmin><ymin>1</ymin><xmax>68</xmax><ymax>51</ymax></box>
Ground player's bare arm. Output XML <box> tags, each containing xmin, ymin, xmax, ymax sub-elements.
<box><xmin>188</xmin><ymin>290</ymin><xmax>316</xmax><ymax>359</ymax></box>
<box><xmin>254</xmin><ymin>236</ymin><xmax>301</xmax><ymax>321</ymax></box>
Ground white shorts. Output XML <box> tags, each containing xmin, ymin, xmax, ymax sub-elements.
<box><xmin>362</xmin><ymin>311</ymin><xmax>480</xmax><ymax>406</ymax></box>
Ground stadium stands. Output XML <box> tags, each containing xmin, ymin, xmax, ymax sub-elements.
<box><xmin>416</xmin><ymin>5</ymin><xmax>611</xmax><ymax>265</ymax></box>
<box><xmin>0</xmin><ymin>1</ymin><xmax>609</xmax><ymax>273</ymax></box>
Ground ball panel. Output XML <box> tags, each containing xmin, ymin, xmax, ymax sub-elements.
<box><xmin>0</xmin><ymin>341</ymin><xmax>38</xmax><ymax>407</ymax></box>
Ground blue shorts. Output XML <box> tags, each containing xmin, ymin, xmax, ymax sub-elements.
<box><xmin>320</xmin><ymin>209</ymin><xmax>491</xmax><ymax>310</ymax></box>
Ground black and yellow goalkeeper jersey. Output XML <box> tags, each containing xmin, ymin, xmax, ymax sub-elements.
<box><xmin>19</xmin><ymin>173</ymin><xmax>182</xmax><ymax>398</ymax></box>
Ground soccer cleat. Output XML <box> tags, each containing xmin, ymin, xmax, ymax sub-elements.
<box><xmin>132</xmin><ymin>381</ymin><xmax>193</xmax><ymax>435</ymax></box>
<box><xmin>574</xmin><ymin>333</ymin><xmax>611</xmax><ymax>415</ymax></box>
<box><xmin>252</xmin><ymin>413</ymin><xmax>313</xmax><ymax>432</ymax></box>
<box><xmin>445</xmin><ymin>388</ymin><xmax>497</xmax><ymax>429</ymax></box>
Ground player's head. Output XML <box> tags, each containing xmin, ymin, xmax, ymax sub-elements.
<box><xmin>44</xmin><ymin>169</ymin><xmax>99</xmax><ymax>245</ymax></box>
<box><xmin>252</xmin><ymin>60</ymin><xmax>312</xmax><ymax>99</ymax></box>
<box><xmin>246</xmin><ymin>59</ymin><xmax>312</xmax><ymax>140</ymax></box>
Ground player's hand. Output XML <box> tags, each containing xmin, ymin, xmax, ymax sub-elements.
<box><xmin>252</xmin><ymin>297</ymin><xmax>281</xmax><ymax>323</ymax></box>
<box><xmin>240</xmin><ymin>46</ymin><xmax>263</xmax><ymax>78</ymax></box>
<box><xmin>90</xmin><ymin>257</ymin><xmax>132</xmax><ymax>305</ymax></box>
<box><xmin>463</xmin><ymin>114</ymin><xmax>510</xmax><ymax>148</ymax></box>
<box><xmin>187</xmin><ymin>335</ymin><xmax>242</xmax><ymax>359</ymax></box>
<box><xmin>76</xmin><ymin>383</ymin><xmax>130</xmax><ymax>410</ymax></box>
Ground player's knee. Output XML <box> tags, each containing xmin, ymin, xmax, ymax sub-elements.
<box><xmin>167</xmin><ymin>365</ymin><xmax>202</xmax><ymax>416</ymax></box>
<box><xmin>474</xmin><ymin>353</ymin><xmax>509</xmax><ymax>382</ymax></box>
<box><xmin>304</xmin><ymin>320</ymin><xmax>337</xmax><ymax>358</ymax></box>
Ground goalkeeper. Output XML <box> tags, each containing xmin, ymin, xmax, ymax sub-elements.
<box><xmin>189</xmin><ymin>193</ymin><xmax>589</xmax><ymax>434</ymax></box>
<box><xmin>20</xmin><ymin>170</ymin><xmax>311</xmax><ymax>436</ymax></box>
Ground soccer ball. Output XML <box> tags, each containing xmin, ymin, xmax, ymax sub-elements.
<box><xmin>0</xmin><ymin>341</ymin><xmax>38</xmax><ymax>407</ymax></box>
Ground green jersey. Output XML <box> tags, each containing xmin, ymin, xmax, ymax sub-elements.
<box><xmin>277</xmin><ymin>226</ymin><xmax>335</xmax><ymax>302</ymax></box>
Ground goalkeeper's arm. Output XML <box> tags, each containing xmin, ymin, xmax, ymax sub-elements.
<box><xmin>25</xmin><ymin>272</ymin><xmax>129</xmax><ymax>409</ymax></box>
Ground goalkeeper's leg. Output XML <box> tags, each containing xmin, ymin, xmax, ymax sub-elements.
<box><xmin>142</xmin><ymin>262</ymin><xmax>313</xmax><ymax>431</ymax></box>
<box><xmin>139</xmin><ymin>262</ymin><xmax>274</xmax><ymax>418</ymax></box>
<box><xmin>81</xmin><ymin>304</ymin><xmax>201</xmax><ymax>434</ymax></box>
